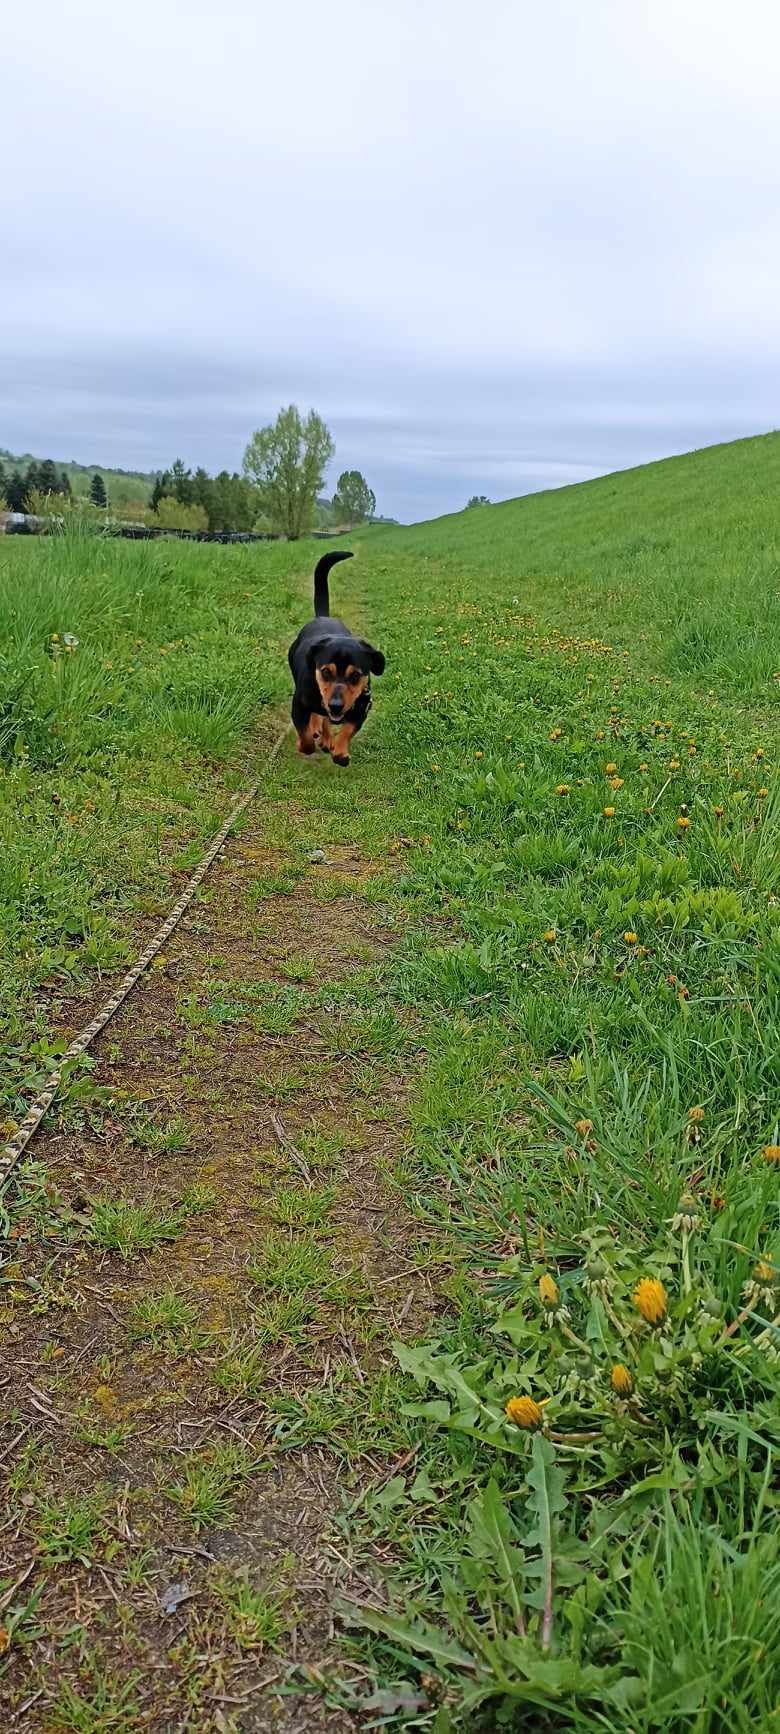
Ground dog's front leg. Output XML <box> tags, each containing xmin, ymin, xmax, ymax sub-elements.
<box><xmin>296</xmin><ymin>716</ymin><xmax>318</xmax><ymax>755</ymax></box>
<box><xmin>332</xmin><ymin>721</ymin><xmax>358</xmax><ymax>767</ymax></box>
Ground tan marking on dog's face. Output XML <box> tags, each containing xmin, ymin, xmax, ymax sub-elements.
<box><xmin>345</xmin><ymin>666</ymin><xmax>369</xmax><ymax>698</ymax></box>
<box><xmin>315</xmin><ymin>663</ymin><xmax>367</xmax><ymax>716</ymax></box>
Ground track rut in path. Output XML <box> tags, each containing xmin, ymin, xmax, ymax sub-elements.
<box><xmin>0</xmin><ymin>785</ymin><xmax>441</xmax><ymax>1732</ymax></box>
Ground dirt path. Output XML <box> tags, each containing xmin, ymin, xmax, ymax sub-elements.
<box><xmin>0</xmin><ymin>767</ymin><xmax>438</xmax><ymax>1732</ymax></box>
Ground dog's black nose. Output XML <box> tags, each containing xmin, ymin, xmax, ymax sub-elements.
<box><xmin>329</xmin><ymin>698</ymin><xmax>345</xmax><ymax>717</ymax></box>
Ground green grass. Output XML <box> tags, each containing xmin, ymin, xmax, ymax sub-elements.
<box><xmin>86</xmin><ymin>1197</ymin><xmax>185</xmax><ymax>1256</ymax></box>
<box><xmin>2</xmin><ymin>432</ymin><xmax>780</xmax><ymax>1726</ymax></box>
<box><xmin>36</xmin><ymin>1492</ymin><xmax>109</xmax><ymax>1566</ymax></box>
<box><xmin>47</xmin><ymin>1671</ymin><xmax>142</xmax><ymax>1733</ymax></box>
<box><xmin>167</xmin><ymin>1443</ymin><xmax>256</xmax><ymax>1530</ymax></box>
<box><xmin>0</xmin><ymin>527</ymin><xmax>298</xmax><ymax>1119</ymax></box>
<box><xmin>128</xmin><ymin>1288</ymin><xmax>201</xmax><ymax>1346</ymax></box>
<box><xmin>213</xmin><ymin>1565</ymin><xmax>296</xmax><ymax>1652</ymax></box>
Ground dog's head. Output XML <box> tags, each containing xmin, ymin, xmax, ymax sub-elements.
<box><xmin>308</xmin><ymin>634</ymin><xmax>385</xmax><ymax>722</ymax></box>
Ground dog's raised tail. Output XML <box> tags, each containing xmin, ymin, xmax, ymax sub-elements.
<box><xmin>314</xmin><ymin>549</ymin><xmax>353</xmax><ymax>616</ymax></box>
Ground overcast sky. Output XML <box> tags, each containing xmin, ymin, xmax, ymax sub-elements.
<box><xmin>3</xmin><ymin>0</ymin><xmax>779</xmax><ymax>522</ymax></box>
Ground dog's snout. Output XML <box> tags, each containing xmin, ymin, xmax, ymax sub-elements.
<box><xmin>329</xmin><ymin>689</ymin><xmax>346</xmax><ymax>716</ymax></box>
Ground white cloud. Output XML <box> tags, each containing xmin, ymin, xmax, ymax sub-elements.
<box><xmin>3</xmin><ymin>0</ymin><xmax>780</xmax><ymax>517</ymax></box>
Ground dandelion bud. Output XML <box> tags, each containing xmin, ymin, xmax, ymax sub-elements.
<box><xmin>539</xmin><ymin>1273</ymin><xmax>559</xmax><ymax>1308</ymax></box>
<box><xmin>610</xmin><ymin>1363</ymin><xmax>633</xmax><ymax>1396</ymax></box>
<box><xmin>671</xmin><ymin>1192</ymin><xmax>701</xmax><ymax>1234</ymax></box>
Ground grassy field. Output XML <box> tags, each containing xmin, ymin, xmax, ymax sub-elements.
<box><xmin>1</xmin><ymin>432</ymin><xmax>779</xmax><ymax>1730</ymax></box>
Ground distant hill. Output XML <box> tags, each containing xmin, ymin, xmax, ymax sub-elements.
<box><xmin>1</xmin><ymin>449</ymin><xmax>157</xmax><ymax>507</ymax></box>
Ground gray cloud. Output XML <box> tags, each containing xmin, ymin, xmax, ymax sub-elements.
<box><xmin>3</xmin><ymin>0</ymin><xmax>780</xmax><ymax>521</ymax></box>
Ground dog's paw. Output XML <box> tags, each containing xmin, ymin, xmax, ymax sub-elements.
<box><xmin>296</xmin><ymin>738</ymin><xmax>316</xmax><ymax>756</ymax></box>
<box><xmin>332</xmin><ymin>752</ymin><xmax>350</xmax><ymax>768</ymax></box>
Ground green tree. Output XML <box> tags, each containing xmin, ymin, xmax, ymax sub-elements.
<box><xmin>170</xmin><ymin>458</ymin><xmax>193</xmax><ymax>505</ymax></box>
<box><xmin>192</xmin><ymin>466</ymin><xmax>213</xmax><ymax>521</ymax></box>
<box><xmin>24</xmin><ymin>462</ymin><xmax>40</xmax><ymax>500</ymax></box>
<box><xmin>90</xmin><ymin>472</ymin><xmax>108</xmax><ymax>508</ymax></box>
<box><xmin>154</xmin><ymin>495</ymin><xmax>208</xmax><ymax>532</ymax></box>
<box><xmin>0</xmin><ymin>460</ymin><xmax>6</xmax><ymax>504</ymax></box>
<box><xmin>243</xmin><ymin>405</ymin><xmax>334</xmax><ymax>539</ymax></box>
<box><xmin>151</xmin><ymin>471</ymin><xmax>170</xmax><ymax>512</ymax></box>
<box><xmin>332</xmin><ymin>469</ymin><xmax>376</xmax><ymax>526</ymax></box>
<box><xmin>6</xmin><ymin>471</ymin><xmax>26</xmax><ymax>511</ymax></box>
<box><xmin>37</xmin><ymin>458</ymin><xmax>59</xmax><ymax>494</ymax></box>
<box><xmin>466</xmin><ymin>494</ymin><xmax>491</xmax><ymax>507</ymax></box>
<box><xmin>60</xmin><ymin>470</ymin><xmax>72</xmax><ymax>497</ymax></box>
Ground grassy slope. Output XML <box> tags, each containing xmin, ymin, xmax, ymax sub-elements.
<box><xmin>1</xmin><ymin>451</ymin><xmax>156</xmax><ymax>505</ymax></box>
<box><xmin>1</xmin><ymin>432</ymin><xmax>779</xmax><ymax>1728</ymax></box>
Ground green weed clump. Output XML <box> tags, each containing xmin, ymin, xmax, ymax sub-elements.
<box><xmin>344</xmin><ymin>1201</ymin><xmax>779</xmax><ymax>1726</ymax></box>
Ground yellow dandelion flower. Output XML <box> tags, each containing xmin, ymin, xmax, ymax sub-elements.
<box><xmin>539</xmin><ymin>1273</ymin><xmax>559</xmax><ymax>1307</ymax></box>
<box><xmin>505</xmin><ymin>1395</ymin><xmax>544</xmax><ymax>1430</ymax></box>
<box><xmin>603</xmin><ymin>805</ymin><xmax>616</xmax><ymax>818</ymax></box>
<box><xmin>754</xmin><ymin>748</ymin><xmax>766</xmax><ymax>760</ymax></box>
<box><xmin>755</xmin><ymin>1259</ymin><xmax>777</xmax><ymax>1283</ymax></box>
<box><xmin>639</xmin><ymin>761</ymin><xmax>649</xmax><ymax>771</ymax></box>
<box><xmin>555</xmin><ymin>783</ymin><xmax>571</xmax><ymax>795</ymax></box>
<box><xmin>543</xmin><ymin>928</ymin><xmax>556</xmax><ymax>943</ymax></box>
<box><xmin>670</xmin><ymin>758</ymin><xmax>681</xmax><ymax>770</ymax></box>
<box><xmin>605</xmin><ymin>762</ymin><xmax>618</xmax><ymax>774</ymax></box>
<box><xmin>549</xmin><ymin>727</ymin><xmax>562</xmax><ymax>741</ymax></box>
<box><xmin>762</xmin><ymin>1144</ymin><xmax>780</xmax><ymax>1164</ymax></box>
<box><xmin>574</xmin><ymin>1117</ymin><xmax>593</xmax><ymax>1136</ymax></box>
<box><xmin>623</xmin><ymin>931</ymin><xmax>638</xmax><ymax>945</ymax></box>
<box><xmin>713</xmin><ymin>805</ymin><xmax>724</xmax><ymax>818</ymax></box>
<box><xmin>610</xmin><ymin>1363</ymin><xmax>633</xmax><ymax>1396</ymax></box>
<box><xmin>634</xmin><ymin>1277</ymin><xmax>668</xmax><ymax>1324</ymax></box>
<box><xmin>609</xmin><ymin>776</ymin><xmax>624</xmax><ymax>790</ymax></box>
<box><xmin>688</xmin><ymin>1106</ymin><xmax>705</xmax><ymax>1123</ymax></box>
<box><xmin>677</xmin><ymin>816</ymin><xmax>690</xmax><ymax>830</ymax></box>
<box><xmin>757</xmin><ymin>786</ymin><xmax>769</xmax><ymax>798</ymax></box>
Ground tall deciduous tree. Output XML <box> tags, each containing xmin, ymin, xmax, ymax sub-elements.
<box><xmin>332</xmin><ymin>469</ymin><xmax>376</xmax><ymax>526</ymax></box>
<box><xmin>243</xmin><ymin>406</ymin><xmax>334</xmax><ymax>539</ymax></box>
<box><xmin>90</xmin><ymin>472</ymin><xmax>108</xmax><ymax>508</ymax></box>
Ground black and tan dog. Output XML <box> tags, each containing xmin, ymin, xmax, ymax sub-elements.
<box><xmin>288</xmin><ymin>551</ymin><xmax>385</xmax><ymax>767</ymax></box>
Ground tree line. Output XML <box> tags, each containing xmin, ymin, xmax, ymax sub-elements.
<box><xmin>0</xmin><ymin>459</ymin><xmax>73</xmax><ymax>512</ymax></box>
<box><xmin>1</xmin><ymin>407</ymin><xmax>383</xmax><ymax>537</ymax></box>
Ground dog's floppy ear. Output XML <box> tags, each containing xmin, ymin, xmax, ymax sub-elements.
<box><xmin>306</xmin><ymin>637</ymin><xmax>330</xmax><ymax>669</ymax></box>
<box><xmin>360</xmin><ymin>640</ymin><xmax>386</xmax><ymax>675</ymax></box>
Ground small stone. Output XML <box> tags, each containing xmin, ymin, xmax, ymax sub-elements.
<box><xmin>308</xmin><ymin>849</ymin><xmax>326</xmax><ymax>864</ymax></box>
